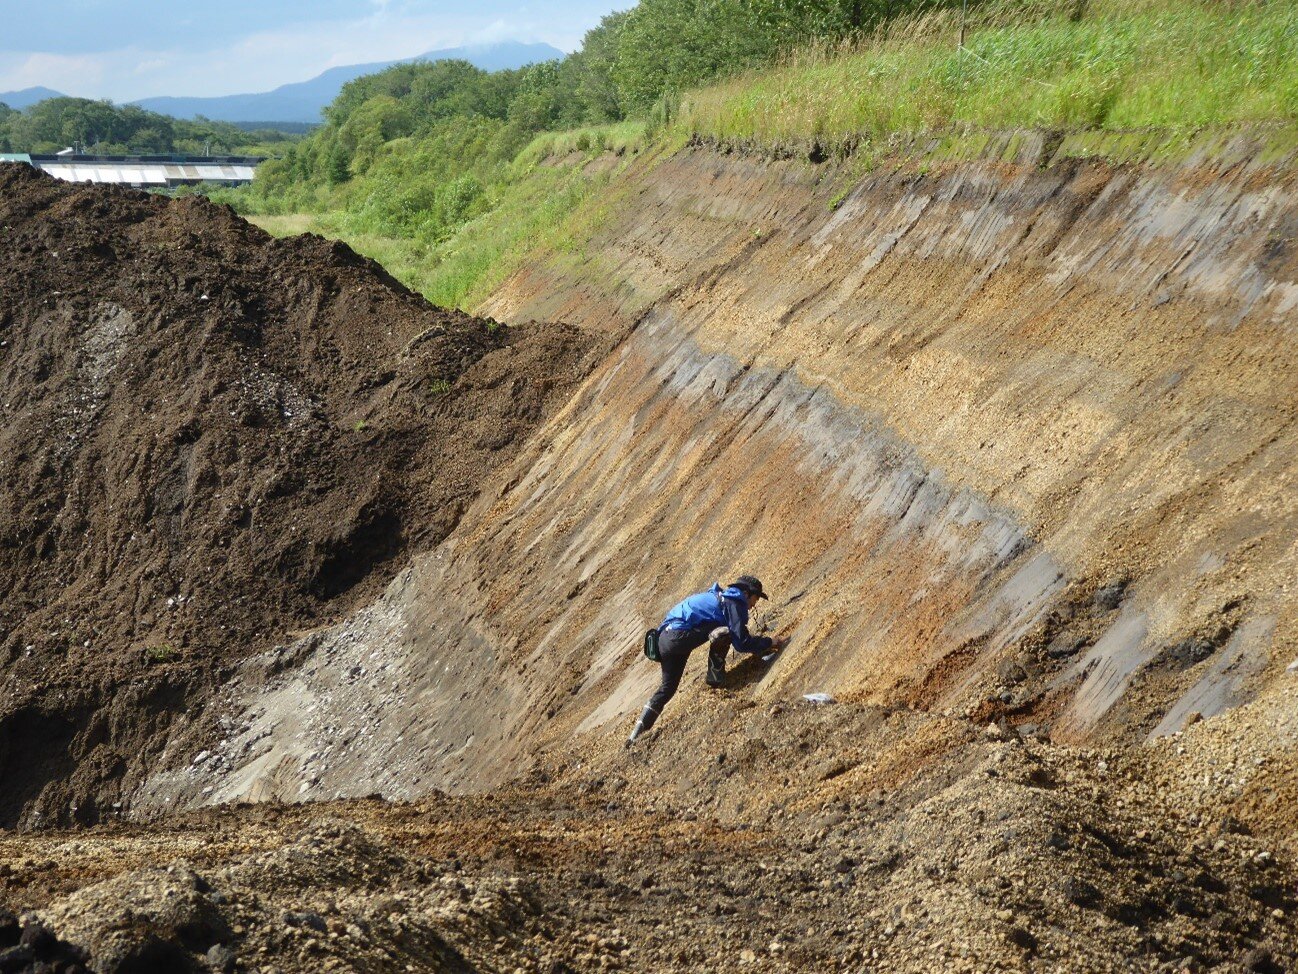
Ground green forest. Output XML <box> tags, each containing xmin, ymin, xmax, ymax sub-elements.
<box><xmin>225</xmin><ymin>1</ymin><xmax>964</xmax><ymax>229</ymax></box>
<box><xmin>0</xmin><ymin>97</ymin><xmax>299</xmax><ymax>155</ymax></box>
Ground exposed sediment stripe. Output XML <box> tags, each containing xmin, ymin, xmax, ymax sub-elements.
<box><xmin>147</xmin><ymin>305</ymin><xmax>1066</xmax><ymax>806</ymax></box>
<box><xmin>147</xmin><ymin>134</ymin><xmax>1298</xmax><ymax>807</ymax></box>
<box><xmin>486</xmin><ymin>137</ymin><xmax>1297</xmax><ymax>743</ymax></box>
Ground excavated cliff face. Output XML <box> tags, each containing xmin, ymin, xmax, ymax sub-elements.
<box><xmin>150</xmin><ymin>131</ymin><xmax>1297</xmax><ymax>846</ymax></box>
<box><xmin>5</xmin><ymin>135</ymin><xmax>1298</xmax><ymax>974</ymax></box>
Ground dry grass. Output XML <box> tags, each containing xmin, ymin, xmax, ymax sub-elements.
<box><xmin>245</xmin><ymin>213</ymin><xmax>321</xmax><ymax>238</ymax></box>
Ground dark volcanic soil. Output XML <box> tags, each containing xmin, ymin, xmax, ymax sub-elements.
<box><xmin>0</xmin><ymin>164</ymin><xmax>597</xmax><ymax>826</ymax></box>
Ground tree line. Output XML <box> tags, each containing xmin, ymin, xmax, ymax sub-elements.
<box><xmin>0</xmin><ymin>97</ymin><xmax>296</xmax><ymax>155</ymax></box>
<box><xmin>253</xmin><ymin>0</ymin><xmax>958</xmax><ymax>206</ymax></box>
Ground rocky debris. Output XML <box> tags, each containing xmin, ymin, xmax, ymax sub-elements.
<box><xmin>1092</xmin><ymin>580</ymin><xmax>1129</xmax><ymax>612</ymax></box>
<box><xmin>7</xmin><ymin>821</ymin><xmax>548</xmax><ymax>974</ymax></box>
<box><xmin>4</xmin><ymin>697</ymin><xmax>1293</xmax><ymax>974</ymax></box>
<box><xmin>205</xmin><ymin>943</ymin><xmax>236</xmax><ymax>973</ymax></box>
<box><xmin>0</xmin><ymin>618</ymin><xmax>1292</xmax><ymax>974</ymax></box>
<box><xmin>7</xmin><ymin>690</ymin><xmax>1287</xmax><ymax>971</ymax></box>
<box><xmin>0</xmin><ymin>914</ymin><xmax>87</xmax><ymax>973</ymax></box>
<box><xmin>38</xmin><ymin>864</ymin><xmax>231</xmax><ymax>971</ymax></box>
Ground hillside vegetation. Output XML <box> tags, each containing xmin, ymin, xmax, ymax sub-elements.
<box><xmin>226</xmin><ymin>0</ymin><xmax>1298</xmax><ymax>309</ymax></box>
<box><xmin>686</xmin><ymin>0</ymin><xmax>1298</xmax><ymax>147</ymax></box>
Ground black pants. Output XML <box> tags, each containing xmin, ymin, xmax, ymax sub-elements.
<box><xmin>646</xmin><ymin>627</ymin><xmax>729</xmax><ymax>716</ymax></box>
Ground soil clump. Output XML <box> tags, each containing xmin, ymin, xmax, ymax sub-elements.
<box><xmin>0</xmin><ymin>165</ymin><xmax>596</xmax><ymax>826</ymax></box>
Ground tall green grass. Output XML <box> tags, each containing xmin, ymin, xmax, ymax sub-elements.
<box><xmin>684</xmin><ymin>0</ymin><xmax>1298</xmax><ymax>146</ymax></box>
<box><xmin>250</xmin><ymin>130</ymin><xmax>647</xmax><ymax>311</ymax></box>
<box><xmin>244</xmin><ymin>1</ymin><xmax>1298</xmax><ymax>316</ymax></box>
<box><xmin>515</xmin><ymin>121</ymin><xmax>649</xmax><ymax>166</ymax></box>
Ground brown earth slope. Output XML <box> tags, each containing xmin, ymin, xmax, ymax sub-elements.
<box><xmin>0</xmin><ymin>164</ymin><xmax>598</xmax><ymax>826</ymax></box>
<box><xmin>161</xmin><ymin>132</ymin><xmax>1298</xmax><ymax>831</ymax></box>
<box><xmin>2</xmin><ymin>131</ymin><xmax>1298</xmax><ymax>974</ymax></box>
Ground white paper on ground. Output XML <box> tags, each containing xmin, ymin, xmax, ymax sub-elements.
<box><xmin>802</xmin><ymin>692</ymin><xmax>836</xmax><ymax>704</ymax></box>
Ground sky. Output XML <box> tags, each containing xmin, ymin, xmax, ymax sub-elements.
<box><xmin>0</xmin><ymin>0</ymin><xmax>626</xmax><ymax>102</ymax></box>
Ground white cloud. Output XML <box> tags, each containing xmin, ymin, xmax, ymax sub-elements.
<box><xmin>132</xmin><ymin>58</ymin><xmax>170</xmax><ymax>76</ymax></box>
<box><xmin>0</xmin><ymin>52</ymin><xmax>110</xmax><ymax>98</ymax></box>
<box><xmin>2</xmin><ymin>4</ymin><xmax>603</xmax><ymax>102</ymax></box>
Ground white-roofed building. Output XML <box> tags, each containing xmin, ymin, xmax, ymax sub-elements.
<box><xmin>2</xmin><ymin>153</ymin><xmax>263</xmax><ymax>188</ymax></box>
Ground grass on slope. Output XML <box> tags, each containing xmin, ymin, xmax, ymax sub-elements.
<box><xmin>244</xmin><ymin>0</ymin><xmax>1298</xmax><ymax>313</ymax></box>
<box><xmin>253</xmin><ymin>124</ymin><xmax>649</xmax><ymax>311</ymax></box>
<box><xmin>684</xmin><ymin>0</ymin><xmax>1298</xmax><ymax>147</ymax></box>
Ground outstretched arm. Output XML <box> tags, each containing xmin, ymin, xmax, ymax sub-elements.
<box><xmin>723</xmin><ymin>597</ymin><xmax>774</xmax><ymax>655</ymax></box>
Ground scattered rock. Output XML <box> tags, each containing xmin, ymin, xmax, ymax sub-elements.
<box><xmin>205</xmin><ymin>943</ymin><xmax>237</xmax><ymax>973</ymax></box>
<box><xmin>1240</xmin><ymin>947</ymin><xmax>1281</xmax><ymax>973</ymax></box>
<box><xmin>1061</xmin><ymin>878</ymin><xmax>1101</xmax><ymax>908</ymax></box>
<box><xmin>996</xmin><ymin>660</ymin><xmax>1027</xmax><ymax>685</ymax></box>
<box><xmin>802</xmin><ymin>693</ymin><xmax>836</xmax><ymax>705</ymax></box>
<box><xmin>1046</xmin><ymin>634</ymin><xmax>1087</xmax><ymax>659</ymax></box>
<box><xmin>284</xmin><ymin>911</ymin><xmax>328</xmax><ymax>934</ymax></box>
<box><xmin>1005</xmin><ymin>926</ymin><xmax>1039</xmax><ymax>953</ymax></box>
<box><xmin>1093</xmin><ymin>581</ymin><xmax>1128</xmax><ymax>611</ymax></box>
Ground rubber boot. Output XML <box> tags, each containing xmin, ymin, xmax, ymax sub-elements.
<box><xmin>626</xmin><ymin>705</ymin><xmax>659</xmax><ymax>746</ymax></box>
<box><xmin>705</xmin><ymin>628</ymin><xmax>729</xmax><ymax>688</ymax></box>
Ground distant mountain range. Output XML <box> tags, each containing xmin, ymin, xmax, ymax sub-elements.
<box><xmin>0</xmin><ymin>86</ymin><xmax>64</xmax><ymax>110</ymax></box>
<box><xmin>0</xmin><ymin>41</ymin><xmax>563</xmax><ymax>124</ymax></box>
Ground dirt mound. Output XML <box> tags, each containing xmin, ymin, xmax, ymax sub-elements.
<box><xmin>2</xmin><ymin>734</ymin><xmax>1294</xmax><ymax>974</ymax></box>
<box><xmin>0</xmin><ymin>163</ymin><xmax>596</xmax><ymax>826</ymax></box>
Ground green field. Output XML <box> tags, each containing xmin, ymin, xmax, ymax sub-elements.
<box><xmin>253</xmin><ymin>126</ymin><xmax>650</xmax><ymax>310</ymax></box>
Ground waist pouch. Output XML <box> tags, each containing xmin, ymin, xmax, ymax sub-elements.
<box><xmin>643</xmin><ymin>628</ymin><xmax>661</xmax><ymax>662</ymax></box>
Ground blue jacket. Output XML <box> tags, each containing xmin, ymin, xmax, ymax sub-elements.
<box><xmin>659</xmin><ymin>583</ymin><xmax>773</xmax><ymax>655</ymax></box>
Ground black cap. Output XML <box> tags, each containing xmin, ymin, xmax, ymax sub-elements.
<box><xmin>731</xmin><ymin>575</ymin><xmax>768</xmax><ymax>600</ymax></box>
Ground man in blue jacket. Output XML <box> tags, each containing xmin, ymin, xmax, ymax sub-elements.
<box><xmin>627</xmin><ymin>575</ymin><xmax>787</xmax><ymax>744</ymax></box>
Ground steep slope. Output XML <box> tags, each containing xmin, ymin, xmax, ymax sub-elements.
<box><xmin>2</xmin><ymin>130</ymin><xmax>1297</xmax><ymax>973</ymax></box>
<box><xmin>480</xmin><ymin>130</ymin><xmax>1297</xmax><ymax>755</ymax></box>
<box><xmin>147</xmin><ymin>131</ymin><xmax>1298</xmax><ymax>842</ymax></box>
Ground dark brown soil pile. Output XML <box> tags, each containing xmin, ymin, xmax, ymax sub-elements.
<box><xmin>0</xmin><ymin>164</ymin><xmax>595</xmax><ymax>824</ymax></box>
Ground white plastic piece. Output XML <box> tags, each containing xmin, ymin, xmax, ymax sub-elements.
<box><xmin>802</xmin><ymin>692</ymin><xmax>836</xmax><ymax>704</ymax></box>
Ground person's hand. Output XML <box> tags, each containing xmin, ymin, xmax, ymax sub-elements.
<box><xmin>769</xmin><ymin>636</ymin><xmax>789</xmax><ymax>652</ymax></box>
